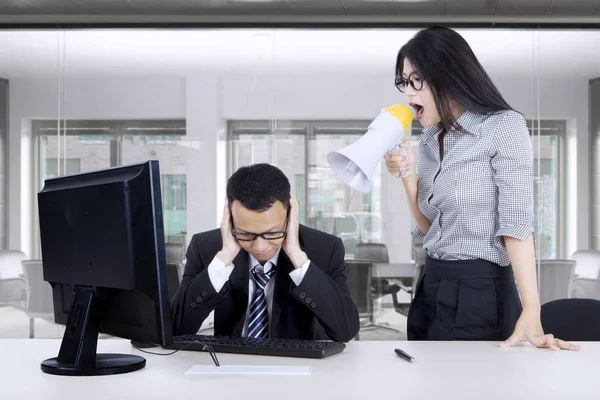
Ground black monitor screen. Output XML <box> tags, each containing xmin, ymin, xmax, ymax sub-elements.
<box><xmin>37</xmin><ymin>160</ymin><xmax>172</xmax><ymax>376</ymax></box>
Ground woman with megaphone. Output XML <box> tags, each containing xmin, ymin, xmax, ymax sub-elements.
<box><xmin>385</xmin><ymin>26</ymin><xmax>578</xmax><ymax>352</ymax></box>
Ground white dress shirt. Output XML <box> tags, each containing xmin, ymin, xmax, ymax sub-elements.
<box><xmin>207</xmin><ymin>248</ymin><xmax>311</xmax><ymax>337</ymax></box>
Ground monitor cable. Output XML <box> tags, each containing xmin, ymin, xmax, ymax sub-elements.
<box><xmin>131</xmin><ymin>341</ymin><xmax>220</xmax><ymax>367</ymax></box>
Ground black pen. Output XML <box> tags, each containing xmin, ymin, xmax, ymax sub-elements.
<box><xmin>394</xmin><ymin>348</ymin><xmax>415</xmax><ymax>363</ymax></box>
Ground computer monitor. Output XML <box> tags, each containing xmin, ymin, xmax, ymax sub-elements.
<box><xmin>37</xmin><ymin>160</ymin><xmax>173</xmax><ymax>376</ymax></box>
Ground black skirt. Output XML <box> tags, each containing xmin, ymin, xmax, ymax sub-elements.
<box><xmin>407</xmin><ymin>256</ymin><xmax>523</xmax><ymax>341</ymax></box>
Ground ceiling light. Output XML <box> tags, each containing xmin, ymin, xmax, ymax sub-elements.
<box><xmin>362</xmin><ymin>0</ymin><xmax>436</xmax><ymax>2</ymax></box>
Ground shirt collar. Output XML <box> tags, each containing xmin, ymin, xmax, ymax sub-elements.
<box><xmin>249</xmin><ymin>247</ymin><xmax>281</xmax><ymax>274</ymax></box>
<box><xmin>420</xmin><ymin>109</ymin><xmax>484</xmax><ymax>142</ymax></box>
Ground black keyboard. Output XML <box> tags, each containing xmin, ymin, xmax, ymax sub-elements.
<box><xmin>167</xmin><ymin>334</ymin><xmax>346</xmax><ymax>359</ymax></box>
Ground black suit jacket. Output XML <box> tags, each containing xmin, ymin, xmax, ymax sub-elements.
<box><xmin>170</xmin><ymin>224</ymin><xmax>360</xmax><ymax>342</ymax></box>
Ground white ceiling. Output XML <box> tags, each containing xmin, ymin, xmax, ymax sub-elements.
<box><xmin>1</xmin><ymin>0</ymin><xmax>599</xmax><ymax>16</ymax></box>
<box><xmin>0</xmin><ymin>28</ymin><xmax>598</xmax><ymax>79</ymax></box>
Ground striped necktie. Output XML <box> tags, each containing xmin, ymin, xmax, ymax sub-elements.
<box><xmin>247</xmin><ymin>265</ymin><xmax>275</xmax><ymax>339</ymax></box>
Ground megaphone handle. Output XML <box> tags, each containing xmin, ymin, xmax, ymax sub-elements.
<box><xmin>395</xmin><ymin>146</ymin><xmax>411</xmax><ymax>177</ymax></box>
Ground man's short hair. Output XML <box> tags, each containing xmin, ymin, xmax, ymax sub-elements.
<box><xmin>226</xmin><ymin>163</ymin><xmax>291</xmax><ymax>212</ymax></box>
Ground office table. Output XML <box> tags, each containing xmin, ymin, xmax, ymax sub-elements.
<box><xmin>372</xmin><ymin>262</ymin><xmax>416</xmax><ymax>279</ymax></box>
<box><xmin>1</xmin><ymin>339</ymin><xmax>597</xmax><ymax>400</ymax></box>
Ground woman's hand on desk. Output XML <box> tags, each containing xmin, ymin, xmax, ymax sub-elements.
<box><xmin>499</xmin><ymin>308</ymin><xmax>581</xmax><ymax>351</ymax></box>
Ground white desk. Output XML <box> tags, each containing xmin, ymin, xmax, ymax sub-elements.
<box><xmin>372</xmin><ymin>262</ymin><xmax>416</xmax><ymax>279</ymax></box>
<box><xmin>1</xmin><ymin>339</ymin><xmax>598</xmax><ymax>400</ymax></box>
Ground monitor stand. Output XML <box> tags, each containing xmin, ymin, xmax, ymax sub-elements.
<box><xmin>41</xmin><ymin>286</ymin><xmax>146</xmax><ymax>376</ymax></box>
<box><xmin>130</xmin><ymin>340</ymin><xmax>157</xmax><ymax>349</ymax></box>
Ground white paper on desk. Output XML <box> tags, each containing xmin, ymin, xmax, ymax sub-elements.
<box><xmin>185</xmin><ymin>365</ymin><xmax>312</xmax><ymax>375</ymax></box>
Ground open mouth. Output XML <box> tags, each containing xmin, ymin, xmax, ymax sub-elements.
<box><xmin>409</xmin><ymin>102</ymin><xmax>424</xmax><ymax>118</ymax></box>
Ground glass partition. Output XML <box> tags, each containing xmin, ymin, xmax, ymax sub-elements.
<box><xmin>1</xmin><ymin>26</ymin><xmax>597</xmax><ymax>340</ymax></box>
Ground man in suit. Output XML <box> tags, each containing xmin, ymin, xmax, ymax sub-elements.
<box><xmin>170</xmin><ymin>163</ymin><xmax>360</xmax><ymax>342</ymax></box>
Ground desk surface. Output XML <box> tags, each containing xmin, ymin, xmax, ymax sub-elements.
<box><xmin>2</xmin><ymin>339</ymin><xmax>598</xmax><ymax>400</ymax></box>
<box><xmin>372</xmin><ymin>262</ymin><xmax>416</xmax><ymax>279</ymax></box>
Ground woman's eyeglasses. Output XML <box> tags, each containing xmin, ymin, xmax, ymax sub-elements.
<box><xmin>395</xmin><ymin>72</ymin><xmax>424</xmax><ymax>93</ymax></box>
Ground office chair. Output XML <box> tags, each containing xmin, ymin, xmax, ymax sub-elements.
<box><xmin>166</xmin><ymin>260</ymin><xmax>183</xmax><ymax>300</ymax></box>
<box><xmin>413</xmin><ymin>243</ymin><xmax>426</xmax><ymax>265</ymax></box>
<box><xmin>538</xmin><ymin>259</ymin><xmax>576</xmax><ymax>305</ymax></box>
<box><xmin>346</xmin><ymin>260</ymin><xmax>400</xmax><ymax>338</ymax></box>
<box><xmin>21</xmin><ymin>259</ymin><xmax>55</xmax><ymax>338</ymax></box>
<box><xmin>570</xmin><ymin>249</ymin><xmax>600</xmax><ymax>280</ymax></box>
<box><xmin>355</xmin><ymin>243</ymin><xmax>389</xmax><ymax>263</ymax></box>
<box><xmin>570</xmin><ymin>277</ymin><xmax>600</xmax><ymax>300</ymax></box>
<box><xmin>354</xmin><ymin>243</ymin><xmax>402</xmax><ymax>311</ymax></box>
<box><xmin>0</xmin><ymin>250</ymin><xmax>27</xmax><ymax>308</ymax></box>
<box><xmin>405</xmin><ymin>242</ymin><xmax>426</xmax><ymax>302</ymax></box>
<box><xmin>568</xmin><ymin>250</ymin><xmax>600</xmax><ymax>299</ymax></box>
<box><xmin>540</xmin><ymin>298</ymin><xmax>600</xmax><ymax>341</ymax></box>
<box><xmin>164</xmin><ymin>242</ymin><xmax>185</xmax><ymax>299</ymax></box>
<box><xmin>165</xmin><ymin>242</ymin><xmax>185</xmax><ymax>266</ymax></box>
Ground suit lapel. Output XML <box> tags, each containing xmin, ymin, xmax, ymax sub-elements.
<box><xmin>271</xmin><ymin>228</ymin><xmax>309</xmax><ymax>337</ymax></box>
<box><xmin>228</xmin><ymin>250</ymin><xmax>249</xmax><ymax>337</ymax></box>
<box><xmin>271</xmin><ymin>249</ymin><xmax>294</xmax><ymax>338</ymax></box>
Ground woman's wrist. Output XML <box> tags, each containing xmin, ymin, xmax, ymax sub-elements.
<box><xmin>521</xmin><ymin>300</ymin><xmax>541</xmax><ymax>313</ymax></box>
<box><xmin>402</xmin><ymin>173</ymin><xmax>418</xmax><ymax>196</ymax></box>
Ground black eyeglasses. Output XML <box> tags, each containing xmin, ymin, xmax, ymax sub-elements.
<box><xmin>395</xmin><ymin>72</ymin><xmax>424</xmax><ymax>93</ymax></box>
<box><xmin>232</xmin><ymin>221</ymin><xmax>288</xmax><ymax>242</ymax></box>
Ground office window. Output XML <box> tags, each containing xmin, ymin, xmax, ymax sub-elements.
<box><xmin>228</xmin><ymin>121</ymin><xmax>307</xmax><ymax>222</ymax></box>
<box><xmin>44</xmin><ymin>158</ymin><xmax>81</xmax><ymax>179</ymax></box>
<box><xmin>528</xmin><ymin>120</ymin><xmax>565</xmax><ymax>259</ymax></box>
<box><xmin>228</xmin><ymin>120</ymin><xmax>388</xmax><ymax>258</ymax></box>
<box><xmin>32</xmin><ymin>119</ymin><xmax>188</xmax><ymax>251</ymax></box>
<box><xmin>160</xmin><ymin>174</ymin><xmax>187</xmax><ymax>243</ymax></box>
<box><xmin>40</xmin><ymin>134</ymin><xmax>112</xmax><ymax>183</ymax></box>
<box><xmin>4</xmin><ymin>27</ymin><xmax>593</xmax><ymax>341</ymax></box>
<box><xmin>308</xmin><ymin>123</ymin><xmax>384</xmax><ymax>257</ymax></box>
<box><xmin>229</xmin><ymin>119</ymin><xmax>565</xmax><ymax>262</ymax></box>
<box><xmin>161</xmin><ymin>174</ymin><xmax>187</xmax><ymax>211</ymax></box>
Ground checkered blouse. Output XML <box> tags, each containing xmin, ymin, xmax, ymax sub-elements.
<box><xmin>412</xmin><ymin>109</ymin><xmax>534</xmax><ymax>267</ymax></box>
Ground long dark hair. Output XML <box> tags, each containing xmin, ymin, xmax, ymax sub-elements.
<box><xmin>396</xmin><ymin>26</ymin><xmax>514</xmax><ymax>133</ymax></box>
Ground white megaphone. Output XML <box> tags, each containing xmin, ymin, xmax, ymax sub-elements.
<box><xmin>327</xmin><ymin>104</ymin><xmax>414</xmax><ymax>193</ymax></box>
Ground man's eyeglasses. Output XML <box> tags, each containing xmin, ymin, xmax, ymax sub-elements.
<box><xmin>232</xmin><ymin>221</ymin><xmax>288</xmax><ymax>242</ymax></box>
<box><xmin>395</xmin><ymin>72</ymin><xmax>424</xmax><ymax>93</ymax></box>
